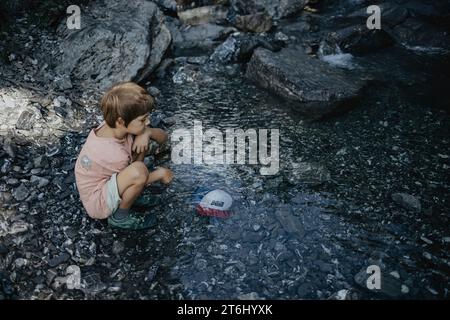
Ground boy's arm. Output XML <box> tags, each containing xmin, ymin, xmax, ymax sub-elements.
<box><xmin>132</xmin><ymin>127</ymin><xmax>168</xmax><ymax>162</ymax></box>
<box><xmin>146</xmin><ymin>127</ymin><xmax>168</xmax><ymax>144</ymax></box>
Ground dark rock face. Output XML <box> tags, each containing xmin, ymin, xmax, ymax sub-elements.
<box><xmin>325</xmin><ymin>26</ymin><xmax>395</xmax><ymax>55</ymax></box>
<box><xmin>335</xmin><ymin>0</ymin><xmax>450</xmax><ymax>52</ymax></box>
<box><xmin>246</xmin><ymin>46</ymin><xmax>367</xmax><ymax>117</ymax></box>
<box><xmin>231</xmin><ymin>0</ymin><xmax>309</xmax><ymax>19</ymax></box>
<box><xmin>166</xmin><ymin>17</ymin><xmax>236</xmax><ymax>56</ymax></box>
<box><xmin>56</xmin><ymin>0</ymin><xmax>171</xmax><ymax>91</ymax></box>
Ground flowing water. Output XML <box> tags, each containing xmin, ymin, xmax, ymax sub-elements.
<box><xmin>107</xmin><ymin>48</ymin><xmax>450</xmax><ymax>299</ymax></box>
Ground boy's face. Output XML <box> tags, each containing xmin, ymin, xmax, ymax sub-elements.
<box><xmin>125</xmin><ymin>113</ymin><xmax>150</xmax><ymax>135</ymax></box>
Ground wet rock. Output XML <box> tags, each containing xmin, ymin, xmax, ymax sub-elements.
<box><xmin>325</xmin><ymin>25</ymin><xmax>395</xmax><ymax>55</ymax></box>
<box><xmin>12</xmin><ymin>183</ymin><xmax>29</xmax><ymax>201</ymax></box>
<box><xmin>297</xmin><ymin>282</ymin><xmax>314</xmax><ymax>296</ymax></box>
<box><xmin>0</xmin><ymin>272</ymin><xmax>14</xmax><ymax>297</ymax></box>
<box><xmin>237</xmin><ymin>292</ymin><xmax>261</xmax><ymax>300</ymax></box>
<box><xmin>112</xmin><ymin>241</ymin><xmax>125</xmax><ymax>255</ymax></box>
<box><xmin>56</xmin><ymin>0</ymin><xmax>171</xmax><ymax>90</ymax></box>
<box><xmin>33</xmin><ymin>155</ymin><xmax>48</xmax><ymax>169</ymax></box>
<box><xmin>14</xmin><ymin>258</ymin><xmax>28</xmax><ymax>268</ymax></box>
<box><xmin>154</xmin><ymin>0</ymin><xmax>177</xmax><ymax>12</ymax></box>
<box><xmin>274</xmin><ymin>204</ymin><xmax>305</xmax><ymax>239</ymax></box>
<box><xmin>48</xmin><ymin>252</ymin><xmax>71</xmax><ymax>268</ymax></box>
<box><xmin>178</xmin><ymin>5</ymin><xmax>228</xmax><ymax>25</ymax></box>
<box><xmin>286</xmin><ymin>162</ymin><xmax>331</xmax><ymax>186</ymax></box>
<box><xmin>30</xmin><ymin>175</ymin><xmax>50</xmax><ymax>189</ymax></box>
<box><xmin>167</xmin><ymin>17</ymin><xmax>236</xmax><ymax>56</ymax></box>
<box><xmin>210</xmin><ymin>36</ymin><xmax>238</xmax><ymax>63</ymax></box>
<box><xmin>246</xmin><ymin>46</ymin><xmax>366</xmax><ymax>117</ymax></box>
<box><xmin>328</xmin><ymin>288</ymin><xmax>360</xmax><ymax>300</ymax></box>
<box><xmin>6</xmin><ymin>178</ymin><xmax>20</xmax><ymax>187</ymax></box>
<box><xmin>235</xmin><ymin>35</ymin><xmax>285</xmax><ymax>63</ymax></box>
<box><xmin>391</xmin><ymin>193</ymin><xmax>421</xmax><ymax>213</ymax></box>
<box><xmin>231</xmin><ymin>0</ymin><xmax>308</xmax><ymax>20</ymax></box>
<box><xmin>2</xmin><ymin>139</ymin><xmax>16</xmax><ymax>158</ymax></box>
<box><xmin>235</xmin><ymin>13</ymin><xmax>273</xmax><ymax>33</ymax></box>
<box><xmin>15</xmin><ymin>109</ymin><xmax>36</xmax><ymax>130</ymax></box>
<box><xmin>146</xmin><ymin>264</ymin><xmax>159</xmax><ymax>282</ymax></box>
<box><xmin>0</xmin><ymin>244</ymin><xmax>8</xmax><ymax>255</ymax></box>
<box><xmin>148</xmin><ymin>86</ymin><xmax>161</xmax><ymax>97</ymax></box>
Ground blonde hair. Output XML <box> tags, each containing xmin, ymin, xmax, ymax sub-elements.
<box><xmin>100</xmin><ymin>82</ymin><xmax>155</xmax><ymax>128</ymax></box>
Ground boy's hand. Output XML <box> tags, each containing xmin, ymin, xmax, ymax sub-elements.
<box><xmin>132</xmin><ymin>132</ymin><xmax>150</xmax><ymax>154</ymax></box>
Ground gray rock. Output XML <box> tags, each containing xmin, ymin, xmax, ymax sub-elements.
<box><xmin>30</xmin><ymin>175</ymin><xmax>50</xmax><ymax>188</ymax></box>
<box><xmin>286</xmin><ymin>162</ymin><xmax>331</xmax><ymax>186</ymax></box>
<box><xmin>167</xmin><ymin>17</ymin><xmax>236</xmax><ymax>56</ymax></box>
<box><xmin>112</xmin><ymin>241</ymin><xmax>125</xmax><ymax>255</ymax></box>
<box><xmin>246</xmin><ymin>46</ymin><xmax>366</xmax><ymax>117</ymax></box>
<box><xmin>6</xmin><ymin>178</ymin><xmax>20</xmax><ymax>187</ymax></box>
<box><xmin>153</xmin><ymin>0</ymin><xmax>177</xmax><ymax>12</ymax></box>
<box><xmin>48</xmin><ymin>252</ymin><xmax>71</xmax><ymax>268</ymax></box>
<box><xmin>15</xmin><ymin>109</ymin><xmax>35</xmax><ymax>130</ymax></box>
<box><xmin>274</xmin><ymin>204</ymin><xmax>305</xmax><ymax>239</ymax></box>
<box><xmin>33</xmin><ymin>156</ymin><xmax>48</xmax><ymax>169</ymax></box>
<box><xmin>328</xmin><ymin>288</ymin><xmax>360</xmax><ymax>300</ymax></box>
<box><xmin>237</xmin><ymin>292</ymin><xmax>261</xmax><ymax>300</ymax></box>
<box><xmin>13</xmin><ymin>183</ymin><xmax>29</xmax><ymax>201</ymax></box>
<box><xmin>325</xmin><ymin>25</ymin><xmax>395</xmax><ymax>55</ymax></box>
<box><xmin>148</xmin><ymin>86</ymin><xmax>161</xmax><ymax>97</ymax></box>
<box><xmin>2</xmin><ymin>139</ymin><xmax>16</xmax><ymax>158</ymax></box>
<box><xmin>235</xmin><ymin>13</ymin><xmax>273</xmax><ymax>33</ymax></box>
<box><xmin>56</xmin><ymin>0</ymin><xmax>171</xmax><ymax>91</ymax></box>
<box><xmin>210</xmin><ymin>36</ymin><xmax>238</xmax><ymax>63</ymax></box>
<box><xmin>178</xmin><ymin>5</ymin><xmax>228</xmax><ymax>26</ymax></box>
<box><xmin>392</xmin><ymin>193</ymin><xmax>421</xmax><ymax>213</ymax></box>
<box><xmin>231</xmin><ymin>0</ymin><xmax>308</xmax><ymax>20</ymax></box>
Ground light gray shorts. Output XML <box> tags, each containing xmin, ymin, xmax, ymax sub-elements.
<box><xmin>105</xmin><ymin>173</ymin><xmax>121</xmax><ymax>214</ymax></box>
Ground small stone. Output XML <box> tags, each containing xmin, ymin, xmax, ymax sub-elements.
<box><xmin>235</xmin><ymin>13</ymin><xmax>273</xmax><ymax>33</ymax></box>
<box><xmin>30</xmin><ymin>175</ymin><xmax>50</xmax><ymax>188</ymax></box>
<box><xmin>162</xmin><ymin>116</ymin><xmax>177</xmax><ymax>126</ymax></box>
<box><xmin>6</xmin><ymin>178</ymin><xmax>20</xmax><ymax>186</ymax></box>
<box><xmin>391</xmin><ymin>193</ymin><xmax>421</xmax><ymax>213</ymax></box>
<box><xmin>146</xmin><ymin>264</ymin><xmax>159</xmax><ymax>282</ymax></box>
<box><xmin>252</xmin><ymin>224</ymin><xmax>261</xmax><ymax>232</ymax></box>
<box><xmin>237</xmin><ymin>292</ymin><xmax>261</xmax><ymax>300</ymax></box>
<box><xmin>13</xmin><ymin>184</ymin><xmax>30</xmax><ymax>201</ymax></box>
<box><xmin>420</xmin><ymin>236</ymin><xmax>433</xmax><ymax>245</ymax></box>
<box><xmin>48</xmin><ymin>252</ymin><xmax>71</xmax><ymax>267</ymax></box>
<box><xmin>112</xmin><ymin>241</ymin><xmax>125</xmax><ymax>255</ymax></box>
<box><xmin>14</xmin><ymin>258</ymin><xmax>28</xmax><ymax>268</ymax></box>
<box><xmin>33</xmin><ymin>156</ymin><xmax>48</xmax><ymax>169</ymax></box>
<box><xmin>401</xmin><ymin>285</ymin><xmax>409</xmax><ymax>294</ymax></box>
<box><xmin>16</xmin><ymin>110</ymin><xmax>35</xmax><ymax>130</ymax></box>
<box><xmin>148</xmin><ymin>86</ymin><xmax>160</xmax><ymax>97</ymax></box>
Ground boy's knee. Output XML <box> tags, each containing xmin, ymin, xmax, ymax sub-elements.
<box><xmin>129</xmin><ymin>162</ymin><xmax>148</xmax><ymax>185</ymax></box>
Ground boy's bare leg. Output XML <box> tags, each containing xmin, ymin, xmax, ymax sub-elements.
<box><xmin>116</xmin><ymin>161</ymin><xmax>148</xmax><ymax>209</ymax></box>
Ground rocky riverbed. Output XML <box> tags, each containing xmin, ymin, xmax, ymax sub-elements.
<box><xmin>1</xmin><ymin>0</ymin><xmax>450</xmax><ymax>300</ymax></box>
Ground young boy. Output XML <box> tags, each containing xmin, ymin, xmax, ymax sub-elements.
<box><xmin>75</xmin><ymin>82</ymin><xmax>174</xmax><ymax>230</ymax></box>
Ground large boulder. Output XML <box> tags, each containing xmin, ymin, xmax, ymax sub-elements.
<box><xmin>340</xmin><ymin>1</ymin><xmax>450</xmax><ymax>52</ymax></box>
<box><xmin>231</xmin><ymin>0</ymin><xmax>309</xmax><ymax>19</ymax></box>
<box><xmin>246</xmin><ymin>45</ymin><xmax>367</xmax><ymax>117</ymax></box>
<box><xmin>56</xmin><ymin>0</ymin><xmax>171</xmax><ymax>91</ymax></box>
